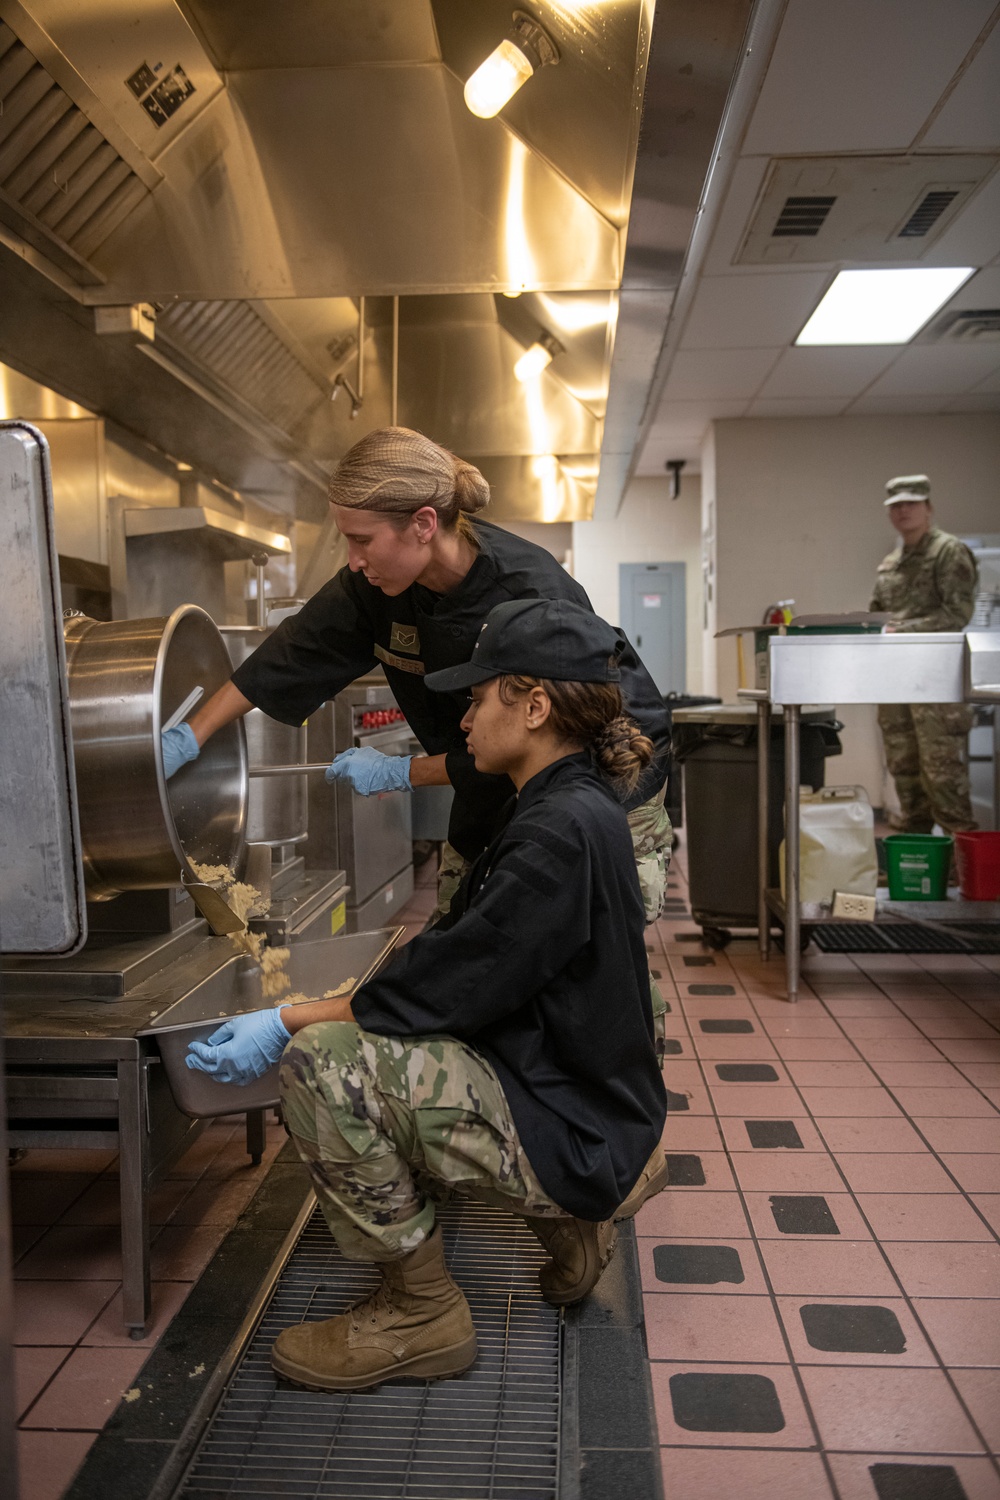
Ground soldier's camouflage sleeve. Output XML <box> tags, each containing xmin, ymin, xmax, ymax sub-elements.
<box><xmin>893</xmin><ymin>538</ymin><xmax>979</xmax><ymax>633</ymax></box>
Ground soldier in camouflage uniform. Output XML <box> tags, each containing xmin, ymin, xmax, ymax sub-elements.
<box><xmin>870</xmin><ymin>475</ymin><xmax>979</xmax><ymax>833</ymax></box>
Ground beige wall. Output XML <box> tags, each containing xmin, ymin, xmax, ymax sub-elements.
<box><xmin>572</xmin><ymin>473</ymin><xmax>704</xmax><ymax>692</ymax></box>
<box><xmin>708</xmin><ymin>413</ymin><xmax>1000</xmax><ymax>800</ymax></box>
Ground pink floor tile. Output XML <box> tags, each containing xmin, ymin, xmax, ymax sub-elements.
<box><xmin>729</xmin><ymin>1153</ymin><xmax>844</xmax><ymax>1194</ymax></box>
<box><xmin>81</xmin><ymin>1279</ymin><xmax>193</xmax><ymax>1348</ymax></box>
<box><xmin>149</xmin><ymin>1223</ymin><xmax>228</xmax><ymax>1281</ymax></box>
<box><xmin>661</xmin><ymin>1447</ymin><xmax>835</xmax><ymax>1500</ymax></box>
<box><xmin>853</xmin><ymin>1039</ymin><xmax>952</xmax><ymax>1064</ymax></box>
<box><xmin>776</xmin><ymin>1295</ymin><xmax>938</xmax><ymax>1367</ymax></box>
<box><xmin>891</xmin><ymin>1087</ymin><xmax>1000</xmax><ymax>1117</ymax></box>
<box><xmin>958</xmin><ymin>1064</ymin><xmax>1000</xmax><ymax>1088</ymax></box>
<box><xmin>12</xmin><ymin>1280</ymin><xmax>117</xmax><ymax>1346</ymax></box>
<box><xmin>821</xmin><ymin>998</ymin><xmax>906</xmax><ymax>1016</ymax></box>
<box><xmin>12</xmin><ymin>1149</ymin><xmax>117</xmax><ymax>1176</ymax></box>
<box><xmin>635</xmin><ymin>1190</ymin><xmax>751</xmax><ymax>1240</ymax></box>
<box><xmin>759</xmin><ymin>1016</ymin><xmax>844</xmax><ymax>1039</ymax></box>
<box><xmin>650</xmin><ymin>1360</ymin><xmax>816</xmax><ymax>1448</ymax></box>
<box><xmin>646</xmin><ymin>1292</ymin><xmax>787</xmax><ymax>1363</ymax></box>
<box><xmin>915</xmin><ymin>1119</ymin><xmax>1000</xmax><ymax>1154</ymax></box>
<box><xmin>22</xmin><ymin>1343</ymin><xmax>149</xmax><ymax>1430</ymax></box>
<box><xmin>14</xmin><ymin>1225</ymin><xmax>123</xmax><ymax>1281</ymax></box>
<box><xmin>913</xmin><ymin>1297</ymin><xmax>1000</xmax><ymax>1367</ymax></box>
<box><xmin>936</xmin><ymin>1040</ymin><xmax>1000</xmax><ymax>1063</ymax></box>
<box><xmin>950</xmin><ymin>1369</ymin><xmax>1000</xmax><ymax>1452</ymax></box>
<box><xmin>800</xmin><ymin>1365</ymin><xmax>986</xmax><ymax>1453</ymax></box>
<box><xmin>718</xmin><ymin>1115</ymin><xmax>828</xmax><ymax>1153</ymax></box>
<box><xmin>15</xmin><ymin>1346</ymin><xmax>70</xmax><ymax>1419</ymax></box>
<box><xmin>828</xmin><ymin>1452</ymin><xmax>1000</xmax><ymax>1500</ymax></box>
<box><xmin>743</xmin><ymin>1192</ymin><xmax>872</xmax><ymax>1241</ymax></box>
<box><xmin>661</xmin><ymin>1116</ymin><xmax>725</xmax><ymax>1151</ymax></box>
<box><xmin>691</xmin><ymin>1035</ymin><xmax>781</xmax><ymax>1060</ymax></box>
<box><xmin>660</xmin><ymin>1060</ymin><xmax>710</xmax><ymax>1092</ymax></box>
<box><xmin>817</xmin><ymin>1118</ymin><xmax>932</xmax><ymax>1153</ymax></box>
<box><xmin>837</xmin><ymin>1017</ymin><xmax>924</xmax><ymax>1040</ymax></box>
<box><xmin>799</xmin><ymin>1087</ymin><xmax>903</xmax><ymax>1117</ymax></box>
<box><xmin>661</xmin><ymin>1152</ymin><xmax>736</xmax><ymax>1191</ymax></box>
<box><xmin>940</xmin><ymin>1156</ymin><xmax>1000</xmax><ymax>1192</ymax></box>
<box><xmin>709</xmin><ymin>1085</ymin><xmax>807</xmax><ymax>1118</ymax></box>
<box><xmin>639</xmin><ymin>1238</ymin><xmax>768</xmax><ymax>1295</ymax></box>
<box><xmin>17</xmin><ymin>1430</ymin><xmax>95</xmax><ymax>1500</ymax></box>
<box><xmin>771</xmin><ymin>1037</ymin><xmax>861</xmax><ymax>1061</ymax></box>
<box><xmin>884</xmin><ymin>1241</ymin><xmax>1000</xmax><ymax>1298</ymax></box>
<box><xmin>835</xmin><ymin>1153</ymin><xmax>960</xmax><ymax>1194</ymax></box>
<box><xmin>59</xmin><ymin>1176</ymin><xmax>192</xmax><ymax>1227</ymax></box>
<box><xmin>166</xmin><ymin>1173</ymin><xmax>261</xmax><ymax>1226</ymax></box>
<box><xmin>971</xmin><ymin>1195</ymin><xmax>1000</xmax><ymax>1234</ymax></box>
<box><xmin>784</xmin><ymin>1061</ymin><xmax>880</xmax><ymax>1088</ymax></box>
<box><xmin>855</xmin><ymin>1193</ymin><xmax>993</xmax><ymax>1241</ymax></box>
<box><xmin>870</xmin><ymin>1062</ymin><xmax>971</xmax><ymax>1088</ymax></box>
<box><xmin>915</xmin><ymin>1017</ymin><xmax>1000</xmax><ymax>1040</ymax></box>
<box><xmin>9</xmin><ymin>1175</ymin><xmax>93</xmax><ymax>1228</ymax></box>
<box><xmin>760</xmin><ymin>1240</ymin><xmax>901</xmax><ymax>1297</ymax></box>
<box><xmin>664</xmin><ymin>1084</ymin><xmax>715</xmax><ymax>1115</ymax></box>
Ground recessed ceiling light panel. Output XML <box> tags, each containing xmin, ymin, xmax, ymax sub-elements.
<box><xmin>795</xmin><ymin>267</ymin><xmax>975</xmax><ymax>345</ymax></box>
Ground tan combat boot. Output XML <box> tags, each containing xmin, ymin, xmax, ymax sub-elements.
<box><xmin>615</xmin><ymin>1147</ymin><xmax>668</xmax><ymax>1220</ymax></box>
<box><xmin>271</xmin><ymin>1226</ymin><xmax>477</xmax><ymax>1391</ymax></box>
<box><xmin>525</xmin><ymin>1215</ymin><xmax>618</xmax><ymax>1306</ymax></box>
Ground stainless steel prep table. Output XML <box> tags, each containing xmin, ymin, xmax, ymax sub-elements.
<box><xmin>743</xmin><ymin>631</ymin><xmax>1000</xmax><ymax>1001</ymax></box>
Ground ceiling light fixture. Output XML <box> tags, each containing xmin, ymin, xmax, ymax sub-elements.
<box><xmin>464</xmin><ymin>11</ymin><xmax>559</xmax><ymax>119</ymax></box>
<box><xmin>795</xmin><ymin>267</ymin><xmax>975</xmax><ymax>346</ymax></box>
<box><xmin>514</xmin><ymin>332</ymin><xmax>564</xmax><ymax>382</ymax></box>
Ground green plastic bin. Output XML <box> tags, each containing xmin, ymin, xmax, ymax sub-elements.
<box><xmin>884</xmin><ymin>834</ymin><xmax>953</xmax><ymax>900</ymax></box>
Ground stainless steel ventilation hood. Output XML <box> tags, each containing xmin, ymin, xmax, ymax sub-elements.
<box><xmin>0</xmin><ymin>0</ymin><xmax>752</xmax><ymax>525</ymax></box>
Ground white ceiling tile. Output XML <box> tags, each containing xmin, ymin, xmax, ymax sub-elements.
<box><xmin>863</xmin><ymin>344</ymin><xmax>1000</xmax><ymax>397</ymax></box>
<box><xmin>742</xmin><ymin>0</ymin><xmax>998</xmax><ymax>156</ymax></box>
<box><xmin>969</xmin><ymin>364</ymin><xmax>1000</xmax><ymax>393</ymax></box>
<box><xmin>633</xmin><ymin>438</ymin><xmax>705</xmax><ymax>476</ymax></box>
<box><xmin>636</xmin><ymin>401</ymin><xmax>748</xmax><ymax>474</ymax></box>
<box><xmin>746</xmin><ymin>397</ymin><xmax>850</xmax><ymax>417</ymax></box>
<box><xmin>924</xmin><ymin>167</ymin><xmax>1000</xmax><ymax>266</ymax></box>
<box><xmin>756</xmin><ymin>347</ymin><xmax>899</xmax><ymax>399</ymax></box>
<box><xmin>948</xmin><ymin>390</ymin><xmax>1000</xmax><ymax>410</ymax></box>
<box><xmin>921</xmin><ymin>22</ymin><xmax>1000</xmax><ymax>151</ymax></box>
<box><xmin>703</xmin><ymin>158</ymin><xmax>770</xmax><ymax>276</ymax></box>
<box><xmin>846</xmin><ymin>394</ymin><xmax>955</xmax><ymax>415</ymax></box>
<box><xmin>680</xmin><ymin>272</ymin><xmax>830</xmax><ymax>350</ymax></box>
<box><xmin>664</xmin><ymin>349</ymin><xmax>781</xmax><ymax>400</ymax></box>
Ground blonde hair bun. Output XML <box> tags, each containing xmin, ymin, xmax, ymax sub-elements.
<box><xmin>330</xmin><ymin>426</ymin><xmax>489</xmax><ymax>529</ymax></box>
<box><xmin>453</xmin><ymin>458</ymin><xmax>490</xmax><ymax>514</ymax></box>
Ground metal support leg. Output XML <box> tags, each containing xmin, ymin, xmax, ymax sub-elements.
<box><xmin>118</xmin><ymin>1058</ymin><xmax>150</xmax><ymax>1338</ymax></box>
<box><xmin>757</xmin><ymin>699</ymin><xmax>772</xmax><ymax>961</ymax></box>
<box><xmin>784</xmin><ymin>705</ymin><xmax>801</xmax><ymax>1002</ymax></box>
<box><xmin>246</xmin><ymin>1108</ymin><xmax>267</xmax><ymax>1167</ymax></box>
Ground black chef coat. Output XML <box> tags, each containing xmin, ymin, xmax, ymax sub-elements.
<box><xmin>351</xmin><ymin>752</ymin><xmax>668</xmax><ymax>1221</ymax></box>
<box><xmin>231</xmin><ymin>519</ymin><xmax>670</xmax><ymax>860</ymax></box>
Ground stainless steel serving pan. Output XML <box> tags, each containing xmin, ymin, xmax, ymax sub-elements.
<box><xmin>140</xmin><ymin>929</ymin><xmax>402</xmax><ymax>1118</ymax></box>
<box><xmin>63</xmin><ymin>605</ymin><xmax>247</xmax><ymax>898</ymax></box>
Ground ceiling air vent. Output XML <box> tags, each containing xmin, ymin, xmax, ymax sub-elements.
<box><xmin>928</xmin><ymin>309</ymin><xmax>1000</xmax><ymax>344</ymax></box>
<box><xmin>771</xmin><ymin>196</ymin><xmax>836</xmax><ymax>237</ymax></box>
<box><xmin>738</xmin><ymin>155</ymin><xmax>994</xmax><ymax>266</ymax></box>
<box><xmin>897</xmin><ymin>188</ymin><xmax>961</xmax><ymax>238</ymax></box>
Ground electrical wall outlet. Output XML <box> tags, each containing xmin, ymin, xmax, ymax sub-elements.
<box><xmin>831</xmin><ymin>890</ymin><xmax>877</xmax><ymax>922</ymax></box>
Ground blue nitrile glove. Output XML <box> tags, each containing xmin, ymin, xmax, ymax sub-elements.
<box><xmin>185</xmin><ymin>1007</ymin><xmax>291</xmax><ymax>1086</ymax></box>
<box><xmin>161</xmin><ymin>723</ymin><xmax>200</xmax><ymax>780</ymax></box>
<box><xmin>325</xmin><ymin>746</ymin><xmax>413</xmax><ymax>796</ymax></box>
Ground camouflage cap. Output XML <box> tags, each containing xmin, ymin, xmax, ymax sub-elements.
<box><xmin>885</xmin><ymin>474</ymin><xmax>930</xmax><ymax>506</ymax></box>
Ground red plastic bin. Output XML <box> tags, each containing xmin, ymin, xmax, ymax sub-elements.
<box><xmin>954</xmin><ymin>832</ymin><xmax>1000</xmax><ymax>901</ymax></box>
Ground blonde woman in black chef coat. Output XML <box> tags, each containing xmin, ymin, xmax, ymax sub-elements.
<box><xmin>162</xmin><ymin>427</ymin><xmax>673</xmax><ymax>927</ymax></box>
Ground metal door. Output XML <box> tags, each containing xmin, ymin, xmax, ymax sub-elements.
<box><xmin>619</xmin><ymin>562</ymin><xmax>686</xmax><ymax>694</ymax></box>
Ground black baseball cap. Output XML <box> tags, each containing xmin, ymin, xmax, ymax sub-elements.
<box><xmin>425</xmin><ymin>598</ymin><xmax>625</xmax><ymax>693</ymax></box>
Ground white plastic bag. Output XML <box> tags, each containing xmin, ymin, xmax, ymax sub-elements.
<box><xmin>780</xmin><ymin>785</ymin><xmax>878</xmax><ymax>917</ymax></box>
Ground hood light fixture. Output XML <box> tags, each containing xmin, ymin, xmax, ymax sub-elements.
<box><xmin>464</xmin><ymin>11</ymin><xmax>559</xmax><ymax>119</ymax></box>
<box><xmin>514</xmin><ymin>332</ymin><xmax>564</xmax><ymax>382</ymax></box>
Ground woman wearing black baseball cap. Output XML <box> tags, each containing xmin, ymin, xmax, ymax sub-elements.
<box><xmin>187</xmin><ymin>597</ymin><xmax>668</xmax><ymax>1393</ymax></box>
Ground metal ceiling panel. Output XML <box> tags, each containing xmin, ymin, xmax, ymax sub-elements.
<box><xmin>470</xmin><ymin>452</ymin><xmax>596</xmax><ymax>523</ymax></box>
<box><xmin>86</xmin><ymin>71</ymin><xmax>620</xmax><ymax>301</ymax></box>
<box><xmin>180</xmin><ymin>0</ymin><xmax>440</xmax><ymax>70</ymax></box>
<box><xmin>432</xmin><ymin>0</ymin><xmax>651</xmax><ymax>227</ymax></box>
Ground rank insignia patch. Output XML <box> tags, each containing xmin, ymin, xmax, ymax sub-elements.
<box><xmin>390</xmin><ymin>623</ymin><xmax>420</xmax><ymax>654</ymax></box>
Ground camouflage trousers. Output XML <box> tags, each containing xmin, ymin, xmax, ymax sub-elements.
<box><xmin>433</xmin><ymin>786</ymin><xmax>673</xmax><ymax>1065</ymax></box>
<box><xmin>279</xmin><ymin>1022</ymin><xmax>566</xmax><ymax>1263</ymax></box>
<box><xmin>878</xmin><ymin>702</ymin><xmax>976</xmax><ymax>834</ymax></box>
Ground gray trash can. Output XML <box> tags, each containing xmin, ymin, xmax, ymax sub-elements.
<box><xmin>672</xmin><ymin>705</ymin><xmax>842</xmax><ymax>940</ymax></box>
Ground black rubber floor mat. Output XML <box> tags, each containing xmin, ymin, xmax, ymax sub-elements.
<box><xmin>812</xmin><ymin>922</ymin><xmax>1000</xmax><ymax>954</ymax></box>
<box><xmin>179</xmin><ymin>1199</ymin><xmax>561</xmax><ymax>1499</ymax></box>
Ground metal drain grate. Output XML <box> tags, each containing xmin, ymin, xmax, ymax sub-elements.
<box><xmin>179</xmin><ymin>1198</ymin><xmax>561</xmax><ymax>1499</ymax></box>
<box><xmin>813</xmin><ymin>922</ymin><xmax>1000</xmax><ymax>954</ymax></box>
